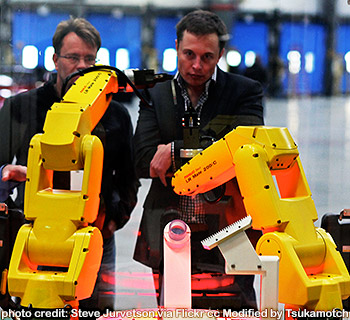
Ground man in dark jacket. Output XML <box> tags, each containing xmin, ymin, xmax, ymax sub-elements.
<box><xmin>0</xmin><ymin>17</ymin><xmax>139</xmax><ymax>311</ymax></box>
<box><xmin>133</xmin><ymin>10</ymin><xmax>264</xmax><ymax>309</ymax></box>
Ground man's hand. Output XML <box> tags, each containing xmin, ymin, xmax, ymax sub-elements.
<box><xmin>150</xmin><ymin>143</ymin><xmax>172</xmax><ymax>186</ymax></box>
<box><xmin>2</xmin><ymin>164</ymin><xmax>27</xmax><ymax>182</ymax></box>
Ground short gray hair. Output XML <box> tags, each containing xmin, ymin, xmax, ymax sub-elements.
<box><xmin>52</xmin><ymin>17</ymin><xmax>101</xmax><ymax>54</ymax></box>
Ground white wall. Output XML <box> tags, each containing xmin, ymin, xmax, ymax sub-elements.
<box><xmin>8</xmin><ymin>0</ymin><xmax>350</xmax><ymax>18</ymax></box>
<box><xmin>85</xmin><ymin>0</ymin><xmax>203</xmax><ymax>7</ymax></box>
<box><xmin>238</xmin><ymin>0</ymin><xmax>322</xmax><ymax>15</ymax></box>
<box><xmin>83</xmin><ymin>0</ymin><xmax>322</xmax><ymax>13</ymax></box>
<box><xmin>83</xmin><ymin>0</ymin><xmax>322</xmax><ymax>15</ymax></box>
<box><xmin>9</xmin><ymin>0</ymin><xmax>203</xmax><ymax>7</ymax></box>
<box><xmin>336</xmin><ymin>0</ymin><xmax>350</xmax><ymax>17</ymax></box>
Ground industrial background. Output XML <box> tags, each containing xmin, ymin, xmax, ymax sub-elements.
<box><xmin>2</xmin><ymin>0</ymin><xmax>350</xmax><ymax>310</ymax></box>
<box><xmin>1</xmin><ymin>0</ymin><xmax>350</xmax><ymax>100</ymax></box>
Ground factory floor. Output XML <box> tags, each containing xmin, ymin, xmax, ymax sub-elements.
<box><xmin>112</xmin><ymin>95</ymin><xmax>350</xmax><ymax>310</ymax></box>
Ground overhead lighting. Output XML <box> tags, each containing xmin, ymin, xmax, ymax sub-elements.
<box><xmin>116</xmin><ymin>48</ymin><xmax>130</xmax><ymax>70</ymax></box>
<box><xmin>22</xmin><ymin>45</ymin><xmax>39</xmax><ymax>70</ymax></box>
<box><xmin>226</xmin><ymin>50</ymin><xmax>241</xmax><ymax>67</ymax></box>
<box><xmin>0</xmin><ymin>75</ymin><xmax>13</xmax><ymax>86</ymax></box>
<box><xmin>162</xmin><ymin>48</ymin><xmax>177</xmax><ymax>72</ymax></box>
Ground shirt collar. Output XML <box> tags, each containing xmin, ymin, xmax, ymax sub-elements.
<box><xmin>174</xmin><ymin>67</ymin><xmax>217</xmax><ymax>112</ymax></box>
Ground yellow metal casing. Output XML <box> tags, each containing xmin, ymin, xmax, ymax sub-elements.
<box><xmin>172</xmin><ymin>126</ymin><xmax>298</xmax><ymax>197</ymax></box>
<box><xmin>172</xmin><ymin>126</ymin><xmax>350</xmax><ymax>311</ymax></box>
<box><xmin>8</xmin><ymin>68</ymin><xmax>119</xmax><ymax>308</ymax></box>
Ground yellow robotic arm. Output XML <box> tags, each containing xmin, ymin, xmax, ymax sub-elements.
<box><xmin>172</xmin><ymin>126</ymin><xmax>350</xmax><ymax>311</ymax></box>
<box><xmin>7</xmin><ymin>69</ymin><xmax>118</xmax><ymax>309</ymax></box>
<box><xmin>7</xmin><ymin>66</ymin><xmax>169</xmax><ymax>310</ymax></box>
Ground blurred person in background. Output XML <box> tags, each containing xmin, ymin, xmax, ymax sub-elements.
<box><xmin>243</xmin><ymin>55</ymin><xmax>268</xmax><ymax>90</ymax></box>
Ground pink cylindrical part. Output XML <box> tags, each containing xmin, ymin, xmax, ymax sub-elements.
<box><xmin>163</xmin><ymin>219</ymin><xmax>191</xmax><ymax>308</ymax></box>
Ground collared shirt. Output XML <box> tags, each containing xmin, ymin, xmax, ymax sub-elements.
<box><xmin>174</xmin><ymin>67</ymin><xmax>217</xmax><ymax>115</ymax></box>
<box><xmin>171</xmin><ymin>68</ymin><xmax>217</xmax><ymax>172</ymax></box>
<box><xmin>173</xmin><ymin>68</ymin><xmax>218</xmax><ymax>224</ymax></box>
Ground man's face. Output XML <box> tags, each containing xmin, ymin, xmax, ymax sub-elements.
<box><xmin>176</xmin><ymin>30</ymin><xmax>224</xmax><ymax>89</ymax></box>
<box><xmin>53</xmin><ymin>32</ymin><xmax>98</xmax><ymax>96</ymax></box>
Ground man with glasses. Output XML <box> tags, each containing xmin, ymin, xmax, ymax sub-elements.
<box><xmin>0</xmin><ymin>17</ymin><xmax>139</xmax><ymax>313</ymax></box>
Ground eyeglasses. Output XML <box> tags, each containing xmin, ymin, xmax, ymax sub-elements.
<box><xmin>57</xmin><ymin>54</ymin><xmax>97</xmax><ymax>65</ymax></box>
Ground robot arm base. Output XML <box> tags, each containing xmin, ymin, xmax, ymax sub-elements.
<box><xmin>257</xmin><ymin>229</ymin><xmax>350</xmax><ymax>311</ymax></box>
<box><xmin>8</xmin><ymin>225</ymin><xmax>103</xmax><ymax>309</ymax></box>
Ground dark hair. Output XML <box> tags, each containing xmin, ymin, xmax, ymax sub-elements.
<box><xmin>176</xmin><ymin>10</ymin><xmax>228</xmax><ymax>52</ymax></box>
<box><xmin>52</xmin><ymin>17</ymin><xmax>101</xmax><ymax>54</ymax></box>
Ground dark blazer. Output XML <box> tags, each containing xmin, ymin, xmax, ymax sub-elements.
<box><xmin>133</xmin><ymin>68</ymin><xmax>264</xmax><ymax>269</ymax></box>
